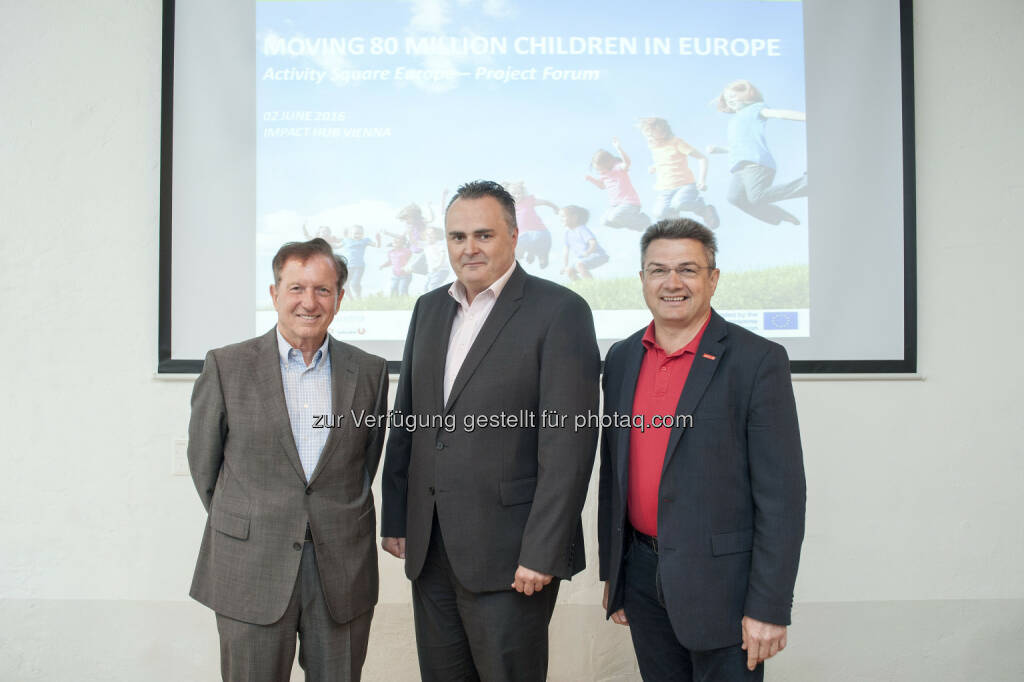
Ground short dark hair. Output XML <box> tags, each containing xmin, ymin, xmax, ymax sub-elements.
<box><xmin>561</xmin><ymin>204</ymin><xmax>590</xmax><ymax>226</ymax></box>
<box><xmin>638</xmin><ymin>117</ymin><xmax>673</xmax><ymax>138</ymax></box>
<box><xmin>591</xmin><ymin>149</ymin><xmax>620</xmax><ymax>170</ymax></box>
<box><xmin>445</xmin><ymin>180</ymin><xmax>517</xmax><ymax>234</ymax></box>
<box><xmin>272</xmin><ymin>237</ymin><xmax>348</xmax><ymax>293</ymax></box>
<box><xmin>640</xmin><ymin>219</ymin><xmax>717</xmax><ymax>269</ymax></box>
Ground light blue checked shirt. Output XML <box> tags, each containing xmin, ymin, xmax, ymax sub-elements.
<box><xmin>277</xmin><ymin>329</ymin><xmax>332</xmax><ymax>482</ymax></box>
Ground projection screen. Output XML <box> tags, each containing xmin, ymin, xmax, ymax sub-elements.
<box><xmin>158</xmin><ymin>0</ymin><xmax>916</xmax><ymax>373</ymax></box>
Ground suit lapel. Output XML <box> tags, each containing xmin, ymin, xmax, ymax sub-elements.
<box><xmin>308</xmin><ymin>337</ymin><xmax>358</xmax><ymax>487</ymax></box>
<box><xmin>430</xmin><ymin>297</ymin><xmax>459</xmax><ymax>414</ymax></box>
<box><xmin>661</xmin><ymin>311</ymin><xmax>727</xmax><ymax>474</ymax></box>
<box><xmin>254</xmin><ymin>328</ymin><xmax>307</xmax><ymax>484</ymax></box>
<box><xmin>443</xmin><ymin>265</ymin><xmax>525</xmax><ymax>414</ymax></box>
<box><xmin>615</xmin><ymin>333</ymin><xmax>646</xmax><ymax>501</ymax></box>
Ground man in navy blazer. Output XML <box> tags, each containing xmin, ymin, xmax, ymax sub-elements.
<box><xmin>381</xmin><ymin>180</ymin><xmax>600</xmax><ymax>681</ymax></box>
<box><xmin>598</xmin><ymin>219</ymin><xmax>806</xmax><ymax>680</ymax></box>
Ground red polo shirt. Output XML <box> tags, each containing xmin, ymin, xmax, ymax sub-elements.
<box><xmin>628</xmin><ymin>314</ymin><xmax>711</xmax><ymax>536</ymax></box>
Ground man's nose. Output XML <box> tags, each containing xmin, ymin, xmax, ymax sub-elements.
<box><xmin>665</xmin><ymin>269</ymin><xmax>684</xmax><ymax>287</ymax></box>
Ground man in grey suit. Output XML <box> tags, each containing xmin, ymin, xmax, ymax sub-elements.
<box><xmin>381</xmin><ymin>180</ymin><xmax>600</xmax><ymax>681</ymax></box>
<box><xmin>188</xmin><ymin>238</ymin><xmax>389</xmax><ymax>682</ymax></box>
<box><xmin>598</xmin><ymin>219</ymin><xmax>806</xmax><ymax>681</ymax></box>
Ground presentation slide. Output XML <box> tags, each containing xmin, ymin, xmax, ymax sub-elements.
<box><xmin>167</xmin><ymin>0</ymin><xmax>911</xmax><ymax>369</ymax></box>
<box><xmin>252</xmin><ymin>0</ymin><xmax>810</xmax><ymax>348</ymax></box>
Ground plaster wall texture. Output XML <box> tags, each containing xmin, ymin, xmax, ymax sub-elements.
<box><xmin>1</xmin><ymin>0</ymin><xmax>1023</xmax><ymax>680</ymax></box>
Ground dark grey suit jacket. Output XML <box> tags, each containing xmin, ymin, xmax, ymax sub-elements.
<box><xmin>381</xmin><ymin>264</ymin><xmax>601</xmax><ymax>592</ymax></box>
<box><xmin>598</xmin><ymin>310</ymin><xmax>806</xmax><ymax>650</ymax></box>
<box><xmin>188</xmin><ymin>328</ymin><xmax>388</xmax><ymax>625</ymax></box>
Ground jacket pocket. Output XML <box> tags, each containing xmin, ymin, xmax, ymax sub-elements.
<box><xmin>211</xmin><ymin>507</ymin><xmax>250</xmax><ymax>540</ymax></box>
<box><xmin>711</xmin><ymin>528</ymin><xmax>753</xmax><ymax>556</ymax></box>
<box><xmin>500</xmin><ymin>476</ymin><xmax>537</xmax><ymax>506</ymax></box>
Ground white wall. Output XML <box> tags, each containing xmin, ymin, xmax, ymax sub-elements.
<box><xmin>2</xmin><ymin>1</ymin><xmax>1022</xmax><ymax>680</ymax></box>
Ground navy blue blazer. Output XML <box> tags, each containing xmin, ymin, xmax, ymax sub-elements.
<box><xmin>382</xmin><ymin>264</ymin><xmax>601</xmax><ymax>592</ymax></box>
<box><xmin>598</xmin><ymin>309</ymin><xmax>806</xmax><ymax>650</ymax></box>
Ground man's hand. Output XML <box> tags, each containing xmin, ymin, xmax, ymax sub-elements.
<box><xmin>602</xmin><ymin>582</ymin><xmax>628</xmax><ymax>625</ymax></box>
<box><xmin>381</xmin><ymin>537</ymin><xmax>406</xmax><ymax>559</ymax></box>
<box><xmin>511</xmin><ymin>565</ymin><xmax>552</xmax><ymax>596</ymax></box>
<box><xmin>741</xmin><ymin>616</ymin><xmax>787</xmax><ymax>671</ymax></box>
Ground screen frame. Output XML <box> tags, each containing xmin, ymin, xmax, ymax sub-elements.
<box><xmin>157</xmin><ymin>0</ymin><xmax>917</xmax><ymax>375</ymax></box>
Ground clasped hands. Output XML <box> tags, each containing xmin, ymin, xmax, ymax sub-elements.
<box><xmin>382</xmin><ymin>537</ymin><xmax>553</xmax><ymax>596</ymax></box>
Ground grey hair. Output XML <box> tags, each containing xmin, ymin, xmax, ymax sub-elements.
<box><xmin>640</xmin><ymin>219</ymin><xmax>717</xmax><ymax>269</ymax></box>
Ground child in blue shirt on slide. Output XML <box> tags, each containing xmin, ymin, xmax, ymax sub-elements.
<box><xmin>339</xmin><ymin>225</ymin><xmax>380</xmax><ymax>298</ymax></box>
<box><xmin>708</xmin><ymin>79</ymin><xmax>808</xmax><ymax>225</ymax></box>
<box><xmin>560</xmin><ymin>205</ymin><xmax>608</xmax><ymax>281</ymax></box>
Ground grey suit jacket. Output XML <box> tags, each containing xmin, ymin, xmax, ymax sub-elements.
<box><xmin>188</xmin><ymin>328</ymin><xmax>388</xmax><ymax>625</ymax></box>
<box><xmin>381</xmin><ymin>264</ymin><xmax>601</xmax><ymax>592</ymax></box>
<box><xmin>598</xmin><ymin>310</ymin><xmax>806</xmax><ymax>650</ymax></box>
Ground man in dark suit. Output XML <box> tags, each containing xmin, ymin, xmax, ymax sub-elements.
<box><xmin>598</xmin><ymin>219</ymin><xmax>806</xmax><ymax>681</ymax></box>
<box><xmin>188</xmin><ymin>238</ymin><xmax>389</xmax><ymax>681</ymax></box>
<box><xmin>381</xmin><ymin>180</ymin><xmax>600</xmax><ymax>681</ymax></box>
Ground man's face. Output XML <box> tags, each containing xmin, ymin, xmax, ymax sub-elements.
<box><xmin>446</xmin><ymin>196</ymin><xmax>518</xmax><ymax>298</ymax></box>
<box><xmin>270</xmin><ymin>254</ymin><xmax>343</xmax><ymax>348</ymax></box>
<box><xmin>640</xmin><ymin>238</ymin><xmax>719</xmax><ymax>330</ymax></box>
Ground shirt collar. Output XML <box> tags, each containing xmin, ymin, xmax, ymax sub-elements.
<box><xmin>276</xmin><ymin>328</ymin><xmax>330</xmax><ymax>368</ymax></box>
<box><xmin>641</xmin><ymin>311</ymin><xmax>712</xmax><ymax>358</ymax></box>
<box><xmin>447</xmin><ymin>260</ymin><xmax>518</xmax><ymax>310</ymax></box>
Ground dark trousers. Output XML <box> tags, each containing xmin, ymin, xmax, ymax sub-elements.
<box><xmin>215</xmin><ymin>539</ymin><xmax>372</xmax><ymax>682</ymax></box>
<box><xmin>623</xmin><ymin>539</ymin><xmax>763</xmax><ymax>682</ymax></box>
<box><xmin>411</xmin><ymin>514</ymin><xmax>559</xmax><ymax>682</ymax></box>
<box><xmin>727</xmin><ymin>163</ymin><xmax>807</xmax><ymax>226</ymax></box>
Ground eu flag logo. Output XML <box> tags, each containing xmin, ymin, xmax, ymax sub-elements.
<box><xmin>763</xmin><ymin>311</ymin><xmax>798</xmax><ymax>330</ymax></box>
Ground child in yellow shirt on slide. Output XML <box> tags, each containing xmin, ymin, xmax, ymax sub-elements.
<box><xmin>639</xmin><ymin>117</ymin><xmax>719</xmax><ymax>229</ymax></box>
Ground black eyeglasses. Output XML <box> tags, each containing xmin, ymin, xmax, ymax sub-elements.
<box><xmin>643</xmin><ymin>264</ymin><xmax>716</xmax><ymax>280</ymax></box>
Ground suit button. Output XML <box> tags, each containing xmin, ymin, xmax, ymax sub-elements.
<box><xmin>435</xmin><ymin>442</ymin><xmax>445</xmax><ymax>450</ymax></box>
<box><xmin>428</xmin><ymin>486</ymin><xmax>435</xmax><ymax>495</ymax></box>
<box><xmin>305</xmin><ymin>489</ymin><xmax>312</xmax><ymax>496</ymax></box>
<box><xmin>206</xmin><ymin>489</ymin><xmax>213</xmax><ymax>496</ymax></box>
<box><xmin>292</xmin><ymin>542</ymin><xmax>302</xmax><ymax>551</ymax></box>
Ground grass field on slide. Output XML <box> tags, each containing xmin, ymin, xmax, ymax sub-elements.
<box><xmin>334</xmin><ymin>265</ymin><xmax>810</xmax><ymax>311</ymax></box>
